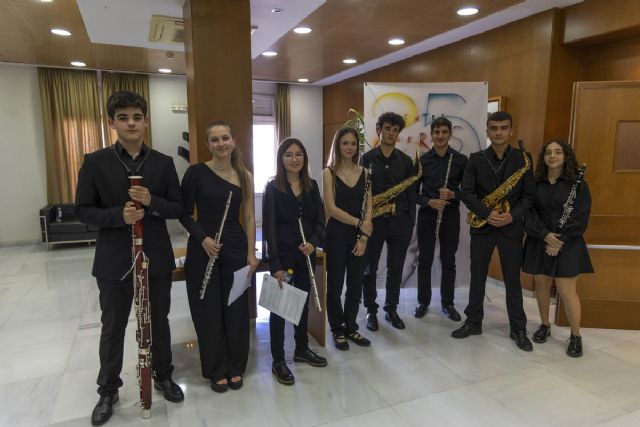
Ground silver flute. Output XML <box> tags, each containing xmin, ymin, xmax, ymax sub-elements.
<box><xmin>200</xmin><ymin>190</ymin><xmax>233</xmax><ymax>299</ymax></box>
<box><xmin>297</xmin><ymin>218</ymin><xmax>322</xmax><ymax>311</ymax></box>
<box><xmin>435</xmin><ymin>153</ymin><xmax>453</xmax><ymax>238</ymax></box>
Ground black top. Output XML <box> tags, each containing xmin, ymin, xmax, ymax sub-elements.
<box><xmin>326</xmin><ymin>168</ymin><xmax>366</xmax><ymax>240</ymax></box>
<box><xmin>113</xmin><ymin>141</ymin><xmax>149</xmax><ymax>176</ymax></box>
<box><xmin>461</xmin><ymin>144</ymin><xmax>535</xmax><ymax>236</ymax></box>
<box><xmin>417</xmin><ymin>147</ymin><xmax>468</xmax><ymax>215</ymax></box>
<box><xmin>525</xmin><ymin>176</ymin><xmax>591</xmax><ymax>243</ymax></box>
<box><xmin>75</xmin><ymin>143</ymin><xmax>183</xmax><ymax>279</ymax></box>
<box><xmin>361</xmin><ymin>146</ymin><xmax>417</xmax><ymax>224</ymax></box>
<box><xmin>262</xmin><ymin>179</ymin><xmax>325</xmax><ymax>274</ymax></box>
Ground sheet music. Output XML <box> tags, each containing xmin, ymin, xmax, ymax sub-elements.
<box><xmin>228</xmin><ymin>265</ymin><xmax>252</xmax><ymax>306</ymax></box>
<box><xmin>258</xmin><ymin>274</ymin><xmax>308</xmax><ymax>326</ymax></box>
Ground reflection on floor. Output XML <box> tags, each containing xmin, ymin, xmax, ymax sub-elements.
<box><xmin>1</xmin><ymin>242</ymin><xmax>639</xmax><ymax>427</ymax></box>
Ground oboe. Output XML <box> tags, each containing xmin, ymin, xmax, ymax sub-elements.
<box><xmin>435</xmin><ymin>153</ymin><xmax>453</xmax><ymax>238</ymax></box>
<box><xmin>129</xmin><ymin>176</ymin><xmax>152</xmax><ymax>419</ymax></box>
<box><xmin>297</xmin><ymin>218</ymin><xmax>322</xmax><ymax>311</ymax></box>
<box><xmin>558</xmin><ymin>164</ymin><xmax>587</xmax><ymax>230</ymax></box>
<box><xmin>200</xmin><ymin>190</ymin><xmax>233</xmax><ymax>299</ymax></box>
<box><xmin>356</xmin><ymin>168</ymin><xmax>372</xmax><ymax>240</ymax></box>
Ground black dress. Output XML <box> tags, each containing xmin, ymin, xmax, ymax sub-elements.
<box><xmin>325</xmin><ymin>168</ymin><xmax>367</xmax><ymax>335</ymax></box>
<box><xmin>180</xmin><ymin>163</ymin><xmax>249</xmax><ymax>382</ymax></box>
<box><xmin>523</xmin><ymin>176</ymin><xmax>594</xmax><ymax>277</ymax></box>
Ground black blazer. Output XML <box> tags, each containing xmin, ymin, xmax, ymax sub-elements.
<box><xmin>75</xmin><ymin>146</ymin><xmax>183</xmax><ymax>280</ymax></box>
<box><xmin>461</xmin><ymin>145</ymin><xmax>534</xmax><ymax>237</ymax></box>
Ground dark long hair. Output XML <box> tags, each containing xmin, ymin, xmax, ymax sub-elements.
<box><xmin>535</xmin><ymin>138</ymin><xmax>580</xmax><ymax>181</ymax></box>
<box><xmin>272</xmin><ymin>138</ymin><xmax>312</xmax><ymax>193</ymax></box>
<box><xmin>206</xmin><ymin>121</ymin><xmax>250</xmax><ymax>200</ymax></box>
<box><xmin>326</xmin><ymin>126</ymin><xmax>359</xmax><ymax>168</ymax></box>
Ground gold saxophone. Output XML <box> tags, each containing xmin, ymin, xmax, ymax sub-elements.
<box><xmin>372</xmin><ymin>152</ymin><xmax>422</xmax><ymax>218</ymax></box>
<box><xmin>467</xmin><ymin>142</ymin><xmax>530</xmax><ymax>228</ymax></box>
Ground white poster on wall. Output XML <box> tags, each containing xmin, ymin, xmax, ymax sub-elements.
<box><xmin>362</xmin><ymin>82</ymin><xmax>488</xmax><ymax>293</ymax></box>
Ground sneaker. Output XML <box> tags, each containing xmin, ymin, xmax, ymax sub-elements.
<box><xmin>293</xmin><ymin>348</ymin><xmax>328</xmax><ymax>367</ymax></box>
<box><xmin>532</xmin><ymin>324</ymin><xmax>551</xmax><ymax>344</ymax></box>
<box><xmin>567</xmin><ymin>334</ymin><xmax>583</xmax><ymax>358</ymax></box>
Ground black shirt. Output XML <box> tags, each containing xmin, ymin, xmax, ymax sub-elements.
<box><xmin>113</xmin><ymin>141</ymin><xmax>149</xmax><ymax>176</ymax></box>
<box><xmin>262</xmin><ymin>179</ymin><xmax>325</xmax><ymax>274</ymax></box>
<box><xmin>361</xmin><ymin>146</ymin><xmax>417</xmax><ymax>224</ymax></box>
<box><xmin>417</xmin><ymin>147</ymin><xmax>468</xmax><ymax>214</ymax></box>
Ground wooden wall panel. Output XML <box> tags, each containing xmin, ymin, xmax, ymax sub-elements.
<box><xmin>564</xmin><ymin>0</ymin><xmax>640</xmax><ymax>45</ymax></box>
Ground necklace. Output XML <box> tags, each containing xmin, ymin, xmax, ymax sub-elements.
<box><xmin>481</xmin><ymin>146</ymin><xmax>512</xmax><ymax>178</ymax></box>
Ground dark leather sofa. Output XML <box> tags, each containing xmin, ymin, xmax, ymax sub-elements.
<box><xmin>39</xmin><ymin>204</ymin><xmax>98</xmax><ymax>250</ymax></box>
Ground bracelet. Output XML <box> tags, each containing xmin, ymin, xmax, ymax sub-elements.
<box><xmin>359</xmin><ymin>230</ymin><xmax>371</xmax><ymax>239</ymax></box>
<box><xmin>356</xmin><ymin>218</ymin><xmax>363</xmax><ymax>229</ymax></box>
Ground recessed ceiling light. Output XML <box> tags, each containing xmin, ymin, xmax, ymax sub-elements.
<box><xmin>270</xmin><ymin>8</ymin><xmax>283</xmax><ymax>13</ymax></box>
<box><xmin>293</xmin><ymin>27</ymin><xmax>312</xmax><ymax>34</ymax></box>
<box><xmin>40</xmin><ymin>0</ymin><xmax>53</xmax><ymax>3</ymax></box>
<box><xmin>297</xmin><ymin>78</ymin><xmax>309</xmax><ymax>83</ymax></box>
<box><xmin>262</xmin><ymin>51</ymin><xmax>278</xmax><ymax>57</ymax></box>
<box><xmin>457</xmin><ymin>7</ymin><xmax>479</xmax><ymax>16</ymax></box>
<box><xmin>70</xmin><ymin>61</ymin><xmax>86</xmax><ymax>67</ymax></box>
<box><xmin>388</xmin><ymin>38</ymin><xmax>405</xmax><ymax>46</ymax></box>
<box><xmin>342</xmin><ymin>58</ymin><xmax>357</xmax><ymax>64</ymax></box>
<box><xmin>51</xmin><ymin>28</ymin><xmax>71</xmax><ymax>36</ymax></box>
<box><xmin>158</xmin><ymin>68</ymin><xmax>172</xmax><ymax>73</ymax></box>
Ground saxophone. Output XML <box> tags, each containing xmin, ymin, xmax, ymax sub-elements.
<box><xmin>372</xmin><ymin>152</ymin><xmax>422</xmax><ymax>218</ymax></box>
<box><xmin>467</xmin><ymin>140</ymin><xmax>530</xmax><ymax>228</ymax></box>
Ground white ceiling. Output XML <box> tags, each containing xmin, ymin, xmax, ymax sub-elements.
<box><xmin>76</xmin><ymin>0</ymin><xmax>582</xmax><ymax>86</ymax></box>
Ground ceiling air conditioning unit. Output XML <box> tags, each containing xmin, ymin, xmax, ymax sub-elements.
<box><xmin>149</xmin><ymin>15</ymin><xmax>185</xmax><ymax>44</ymax></box>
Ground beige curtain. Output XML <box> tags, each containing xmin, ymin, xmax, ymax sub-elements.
<box><xmin>101</xmin><ymin>72</ymin><xmax>152</xmax><ymax>147</ymax></box>
<box><xmin>38</xmin><ymin>68</ymin><xmax>102</xmax><ymax>203</ymax></box>
<box><xmin>275</xmin><ymin>83</ymin><xmax>291</xmax><ymax>143</ymax></box>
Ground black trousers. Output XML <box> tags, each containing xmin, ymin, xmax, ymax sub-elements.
<box><xmin>96</xmin><ymin>273</ymin><xmax>173</xmax><ymax>396</ymax></box>
<box><xmin>416</xmin><ymin>208</ymin><xmax>460</xmax><ymax>307</ymax></box>
<box><xmin>186</xmin><ymin>259</ymin><xmax>249</xmax><ymax>383</ymax></box>
<box><xmin>325</xmin><ymin>231</ymin><xmax>366</xmax><ymax>334</ymax></box>
<box><xmin>363</xmin><ymin>213</ymin><xmax>412</xmax><ymax>314</ymax></box>
<box><xmin>270</xmin><ymin>248</ymin><xmax>314</xmax><ymax>362</ymax></box>
<box><xmin>464</xmin><ymin>230</ymin><xmax>527</xmax><ymax>331</ymax></box>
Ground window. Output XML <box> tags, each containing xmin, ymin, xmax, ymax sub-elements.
<box><xmin>252</xmin><ymin>123</ymin><xmax>277</xmax><ymax>193</ymax></box>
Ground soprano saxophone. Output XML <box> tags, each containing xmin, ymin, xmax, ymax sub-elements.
<box><xmin>200</xmin><ymin>191</ymin><xmax>233</xmax><ymax>299</ymax></box>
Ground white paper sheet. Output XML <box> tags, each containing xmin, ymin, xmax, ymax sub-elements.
<box><xmin>227</xmin><ymin>265</ymin><xmax>252</xmax><ymax>306</ymax></box>
<box><xmin>258</xmin><ymin>274</ymin><xmax>308</xmax><ymax>325</ymax></box>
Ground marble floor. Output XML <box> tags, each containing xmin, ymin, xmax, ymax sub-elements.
<box><xmin>1</xmin><ymin>242</ymin><xmax>639</xmax><ymax>427</ymax></box>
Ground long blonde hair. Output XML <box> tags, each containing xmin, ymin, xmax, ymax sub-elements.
<box><xmin>206</xmin><ymin>121</ymin><xmax>250</xmax><ymax>199</ymax></box>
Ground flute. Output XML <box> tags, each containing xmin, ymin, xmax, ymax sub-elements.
<box><xmin>200</xmin><ymin>191</ymin><xmax>233</xmax><ymax>299</ymax></box>
<box><xmin>435</xmin><ymin>153</ymin><xmax>453</xmax><ymax>238</ymax></box>
<box><xmin>297</xmin><ymin>218</ymin><xmax>322</xmax><ymax>311</ymax></box>
<box><xmin>129</xmin><ymin>176</ymin><xmax>152</xmax><ymax>419</ymax></box>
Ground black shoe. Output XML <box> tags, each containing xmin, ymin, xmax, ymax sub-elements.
<box><xmin>333</xmin><ymin>333</ymin><xmax>350</xmax><ymax>351</ymax></box>
<box><xmin>272</xmin><ymin>361</ymin><xmax>295</xmax><ymax>385</ymax></box>
<box><xmin>510</xmin><ymin>330</ymin><xmax>533</xmax><ymax>352</ymax></box>
<box><xmin>384</xmin><ymin>311</ymin><xmax>405</xmax><ymax>329</ymax></box>
<box><xmin>210</xmin><ymin>379</ymin><xmax>229</xmax><ymax>393</ymax></box>
<box><xmin>346</xmin><ymin>331</ymin><xmax>371</xmax><ymax>347</ymax></box>
<box><xmin>294</xmin><ymin>348</ymin><xmax>328</xmax><ymax>367</ymax></box>
<box><xmin>366</xmin><ymin>313</ymin><xmax>379</xmax><ymax>331</ymax></box>
<box><xmin>567</xmin><ymin>334</ymin><xmax>583</xmax><ymax>358</ymax></box>
<box><xmin>154</xmin><ymin>378</ymin><xmax>185</xmax><ymax>402</ymax></box>
<box><xmin>228</xmin><ymin>376</ymin><xmax>243</xmax><ymax>390</ymax></box>
<box><xmin>532</xmin><ymin>324</ymin><xmax>551</xmax><ymax>344</ymax></box>
<box><xmin>414</xmin><ymin>304</ymin><xmax>428</xmax><ymax>318</ymax></box>
<box><xmin>91</xmin><ymin>392</ymin><xmax>118</xmax><ymax>426</ymax></box>
<box><xmin>442</xmin><ymin>305</ymin><xmax>462</xmax><ymax>322</ymax></box>
<box><xmin>451</xmin><ymin>322</ymin><xmax>482</xmax><ymax>339</ymax></box>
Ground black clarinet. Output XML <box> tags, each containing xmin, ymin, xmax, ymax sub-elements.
<box><xmin>356</xmin><ymin>167</ymin><xmax>372</xmax><ymax>240</ymax></box>
<box><xmin>558</xmin><ymin>164</ymin><xmax>587</xmax><ymax>230</ymax></box>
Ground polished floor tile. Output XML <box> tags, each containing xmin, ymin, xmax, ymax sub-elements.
<box><xmin>0</xmin><ymin>242</ymin><xmax>639</xmax><ymax>427</ymax></box>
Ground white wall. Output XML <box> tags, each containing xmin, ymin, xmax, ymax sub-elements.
<box><xmin>0</xmin><ymin>63</ymin><xmax>47</xmax><ymax>245</ymax></box>
<box><xmin>289</xmin><ymin>84</ymin><xmax>324</xmax><ymax>182</ymax></box>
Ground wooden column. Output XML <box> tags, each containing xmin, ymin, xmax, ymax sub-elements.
<box><xmin>183</xmin><ymin>0</ymin><xmax>253</xmax><ymax>169</ymax></box>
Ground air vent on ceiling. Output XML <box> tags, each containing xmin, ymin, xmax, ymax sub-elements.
<box><xmin>252</xmin><ymin>94</ymin><xmax>274</xmax><ymax>117</ymax></box>
<box><xmin>149</xmin><ymin>15</ymin><xmax>184</xmax><ymax>44</ymax></box>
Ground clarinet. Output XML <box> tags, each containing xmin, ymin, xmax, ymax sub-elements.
<box><xmin>297</xmin><ymin>218</ymin><xmax>322</xmax><ymax>311</ymax></box>
<box><xmin>200</xmin><ymin>190</ymin><xmax>233</xmax><ymax>299</ymax></box>
<box><xmin>356</xmin><ymin>168</ymin><xmax>372</xmax><ymax>240</ymax></box>
<box><xmin>435</xmin><ymin>152</ymin><xmax>453</xmax><ymax>238</ymax></box>
<box><xmin>128</xmin><ymin>176</ymin><xmax>152</xmax><ymax>419</ymax></box>
<box><xmin>558</xmin><ymin>164</ymin><xmax>587</xmax><ymax>230</ymax></box>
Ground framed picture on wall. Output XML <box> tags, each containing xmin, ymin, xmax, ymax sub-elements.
<box><xmin>488</xmin><ymin>96</ymin><xmax>506</xmax><ymax>114</ymax></box>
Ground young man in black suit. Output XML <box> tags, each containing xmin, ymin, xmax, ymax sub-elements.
<box><xmin>75</xmin><ymin>91</ymin><xmax>184</xmax><ymax>425</ymax></box>
<box><xmin>452</xmin><ymin>111</ymin><xmax>534</xmax><ymax>352</ymax></box>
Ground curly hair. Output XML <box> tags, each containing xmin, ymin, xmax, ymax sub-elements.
<box><xmin>376</xmin><ymin>112</ymin><xmax>405</xmax><ymax>133</ymax></box>
<box><xmin>535</xmin><ymin>138</ymin><xmax>580</xmax><ymax>181</ymax></box>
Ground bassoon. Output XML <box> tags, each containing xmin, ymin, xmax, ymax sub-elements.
<box><xmin>128</xmin><ymin>176</ymin><xmax>152</xmax><ymax>419</ymax></box>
